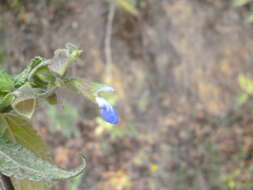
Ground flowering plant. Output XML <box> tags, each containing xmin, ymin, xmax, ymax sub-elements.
<box><xmin>0</xmin><ymin>43</ymin><xmax>118</xmax><ymax>190</ymax></box>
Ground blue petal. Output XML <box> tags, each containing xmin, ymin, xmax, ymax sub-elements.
<box><xmin>100</xmin><ymin>106</ymin><xmax>119</xmax><ymax>125</ymax></box>
<box><xmin>96</xmin><ymin>86</ymin><xmax>115</xmax><ymax>94</ymax></box>
<box><xmin>96</xmin><ymin>97</ymin><xmax>119</xmax><ymax>125</ymax></box>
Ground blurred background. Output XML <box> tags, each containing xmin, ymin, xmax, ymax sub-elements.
<box><xmin>2</xmin><ymin>0</ymin><xmax>253</xmax><ymax>189</ymax></box>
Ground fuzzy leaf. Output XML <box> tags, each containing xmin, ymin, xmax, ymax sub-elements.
<box><xmin>0</xmin><ymin>135</ymin><xmax>85</xmax><ymax>181</ymax></box>
<box><xmin>14</xmin><ymin>57</ymin><xmax>47</xmax><ymax>89</ymax></box>
<box><xmin>14</xmin><ymin>68</ymin><xmax>30</xmax><ymax>89</ymax></box>
<box><xmin>0</xmin><ymin>113</ymin><xmax>50</xmax><ymax>190</ymax></box>
<box><xmin>0</xmin><ymin>114</ymin><xmax>85</xmax><ymax>181</ymax></box>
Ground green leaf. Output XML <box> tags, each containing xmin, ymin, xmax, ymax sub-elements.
<box><xmin>14</xmin><ymin>68</ymin><xmax>31</xmax><ymax>89</ymax></box>
<box><xmin>0</xmin><ymin>70</ymin><xmax>15</xmax><ymax>93</ymax></box>
<box><xmin>0</xmin><ymin>114</ymin><xmax>49</xmax><ymax>162</ymax></box>
<box><xmin>14</xmin><ymin>44</ymin><xmax>82</xmax><ymax>89</ymax></box>
<box><xmin>49</xmin><ymin>43</ymin><xmax>82</xmax><ymax>76</ymax></box>
<box><xmin>238</xmin><ymin>74</ymin><xmax>253</xmax><ymax>94</ymax></box>
<box><xmin>0</xmin><ymin>136</ymin><xmax>85</xmax><ymax>181</ymax></box>
<box><xmin>0</xmin><ymin>113</ymin><xmax>50</xmax><ymax>190</ymax></box>
<box><xmin>28</xmin><ymin>57</ymin><xmax>55</xmax><ymax>88</ymax></box>
<box><xmin>30</xmin><ymin>57</ymin><xmax>44</xmax><ymax>70</ymax></box>
<box><xmin>0</xmin><ymin>93</ymin><xmax>16</xmax><ymax>112</ymax></box>
<box><xmin>14</xmin><ymin>56</ymin><xmax>48</xmax><ymax>89</ymax></box>
<box><xmin>34</xmin><ymin>66</ymin><xmax>56</xmax><ymax>84</ymax></box>
<box><xmin>12</xmin><ymin>85</ymin><xmax>36</xmax><ymax>119</ymax></box>
<box><xmin>0</xmin><ymin>135</ymin><xmax>85</xmax><ymax>181</ymax></box>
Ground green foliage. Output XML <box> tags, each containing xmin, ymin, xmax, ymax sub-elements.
<box><xmin>0</xmin><ymin>70</ymin><xmax>15</xmax><ymax>93</ymax></box>
<box><xmin>0</xmin><ymin>43</ymin><xmax>101</xmax><ymax>190</ymax></box>
<box><xmin>0</xmin><ymin>134</ymin><xmax>85</xmax><ymax>181</ymax></box>
<box><xmin>0</xmin><ymin>113</ymin><xmax>51</xmax><ymax>190</ymax></box>
<box><xmin>0</xmin><ymin>93</ymin><xmax>16</xmax><ymax>112</ymax></box>
<box><xmin>14</xmin><ymin>56</ymin><xmax>52</xmax><ymax>89</ymax></box>
<box><xmin>49</xmin><ymin>43</ymin><xmax>82</xmax><ymax>76</ymax></box>
<box><xmin>0</xmin><ymin>43</ymin><xmax>120</xmax><ymax>190</ymax></box>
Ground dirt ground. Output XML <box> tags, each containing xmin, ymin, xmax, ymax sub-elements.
<box><xmin>2</xmin><ymin>0</ymin><xmax>253</xmax><ymax>189</ymax></box>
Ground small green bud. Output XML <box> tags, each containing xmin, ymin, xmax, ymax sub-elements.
<box><xmin>70</xmin><ymin>50</ymin><xmax>83</xmax><ymax>60</ymax></box>
<box><xmin>46</xmin><ymin>93</ymin><xmax>57</xmax><ymax>105</ymax></box>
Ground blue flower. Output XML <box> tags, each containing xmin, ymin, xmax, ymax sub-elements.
<box><xmin>96</xmin><ymin>97</ymin><xmax>119</xmax><ymax>125</ymax></box>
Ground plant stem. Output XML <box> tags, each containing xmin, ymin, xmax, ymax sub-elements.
<box><xmin>0</xmin><ymin>174</ymin><xmax>14</xmax><ymax>190</ymax></box>
<box><xmin>104</xmin><ymin>3</ymin><xmax>115</xmax><ymax>78</ymax></box>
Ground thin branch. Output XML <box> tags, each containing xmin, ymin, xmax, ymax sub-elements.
<box><xmin>104</xmin><ymin>3</ymin><xmax>116</xmax><ymax>78</ymax></box>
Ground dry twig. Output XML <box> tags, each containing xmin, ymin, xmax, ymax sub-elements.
<box><xmin>104</xmin><ymin>3</ymin><xmax>116</xmax><ymax>77</ymax></box>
